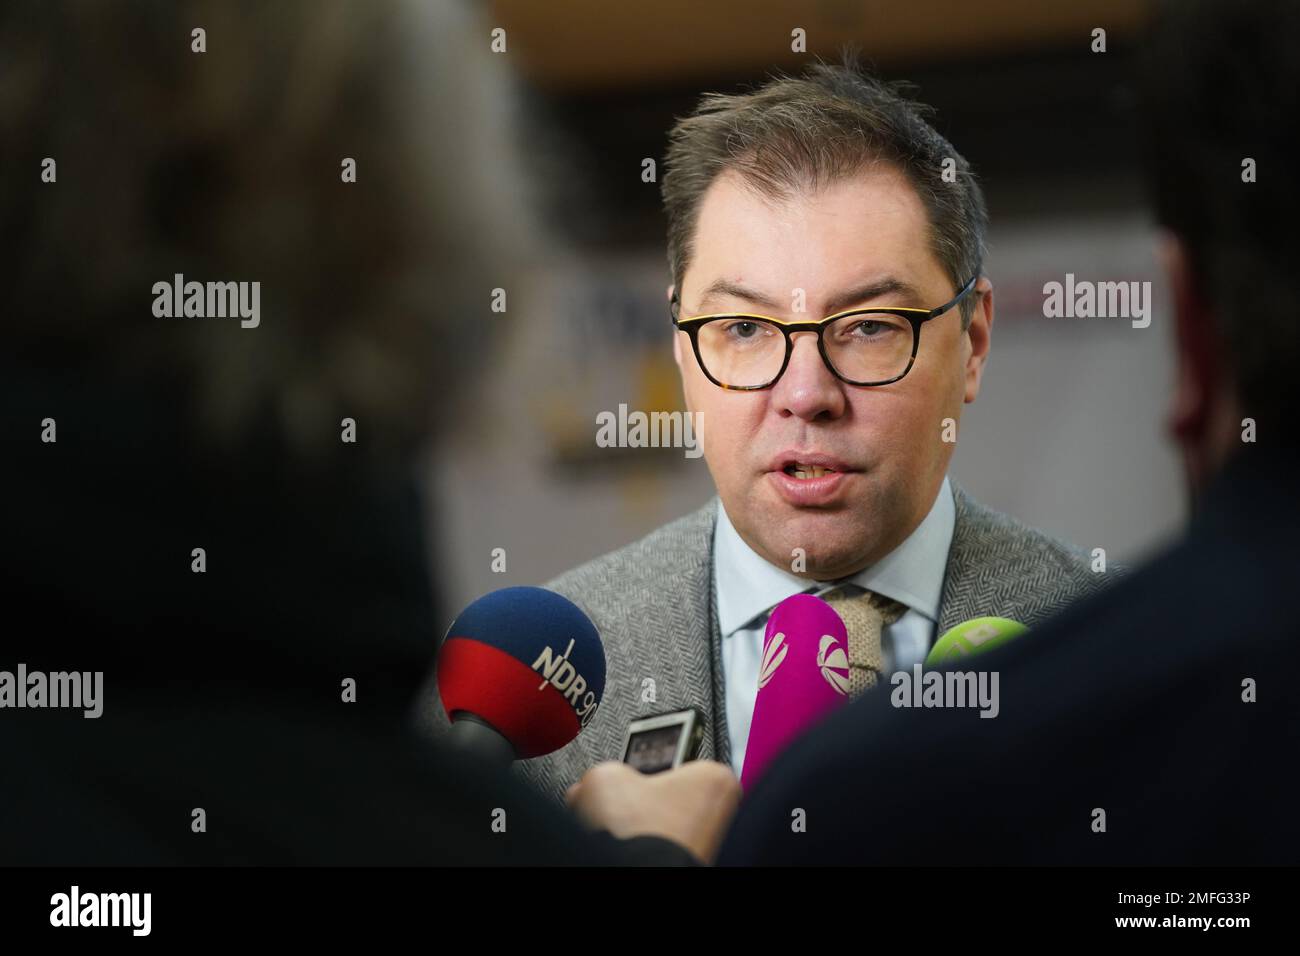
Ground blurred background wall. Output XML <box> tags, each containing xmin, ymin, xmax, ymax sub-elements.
<box><xmin>430</xmin><ymin>0</ymin><xmax>1181</xmax><ymax>613</ymax></box>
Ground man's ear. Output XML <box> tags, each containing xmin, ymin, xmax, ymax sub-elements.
<box><xmin>668</xmin><ymin>283</ymin><xmax>683</xmax><ymax>366</ymax></box>
<box><xmin>963</xmin><ymin>277</ymin><xmax>994</xmax><ymax>404</ymax></box>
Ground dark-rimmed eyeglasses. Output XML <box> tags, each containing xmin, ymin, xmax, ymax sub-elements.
<box><xmin>670</xmin><ymin>272</ymin><xmax>980</xmax><ymax>390</ymax></box>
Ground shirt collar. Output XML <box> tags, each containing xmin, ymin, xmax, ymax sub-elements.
<box><xmin>713</xmin><ymin>476</ymin><xmax>955</xmax><ymax>638</ymax></box>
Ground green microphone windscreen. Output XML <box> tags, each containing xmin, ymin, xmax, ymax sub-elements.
<box><xmin>925</xmin><ymin>616</ymin><xmax>1028</xmax><ymax>667</ymax></box>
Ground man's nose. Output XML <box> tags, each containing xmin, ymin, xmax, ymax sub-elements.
<box><xmin>770</xmin><ymin>331</ymin><xmax>846</xmax><ymax>421</ymax></box>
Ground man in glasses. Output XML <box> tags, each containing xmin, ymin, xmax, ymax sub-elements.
<box><xmin>514</xmin><ymin>57</ymin><xmax>1116</xmax><ymax>803</ymax></box>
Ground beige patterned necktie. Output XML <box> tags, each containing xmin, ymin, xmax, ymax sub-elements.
<box><xmin>821</xmin><ymin>587</ymin><xmax>908</xmax><ymax>697</ymax></box>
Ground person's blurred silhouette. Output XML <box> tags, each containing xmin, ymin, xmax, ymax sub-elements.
<box><xmin>0</xmin><ymin>0</ymin><xmax>710</xmax><ymax>864</ymax></box>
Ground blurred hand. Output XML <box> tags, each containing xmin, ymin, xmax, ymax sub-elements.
<box><xmin>566</xmin><ymin>760</ymin><xmax>742</xmax><ymax>865</ymax></box>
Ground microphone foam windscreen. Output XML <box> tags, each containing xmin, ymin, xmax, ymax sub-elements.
<box><xmin>437</xmin><ymin>586</ymin><xmax>606</xmax><ymax>759</ymax></box>
<box><xmin>741</xmin><ymin>593</ymin><xmax>850</xmax><ymax>790</ymax></box>
<box><xmin>925</xmin><ymin>616</ymin><xmax>1027</xmax><ymax>667</ymax></box>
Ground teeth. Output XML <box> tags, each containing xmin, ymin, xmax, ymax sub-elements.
<box><xmin>790</xmin><ymin>463</ymin><xmax>833</xmax><ymax>479</ymax></box>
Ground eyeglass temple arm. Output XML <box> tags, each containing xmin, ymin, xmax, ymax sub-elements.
<box><xmin>931</xmin><ymin>271</ymin><xmax>981</xmax><ymax>317</ymax></box>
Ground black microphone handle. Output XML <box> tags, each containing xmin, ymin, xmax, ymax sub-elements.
<box><xmin>446</xmin><ymin>712</ymin><xmax>517</xmax><ymax>766</ymax></box>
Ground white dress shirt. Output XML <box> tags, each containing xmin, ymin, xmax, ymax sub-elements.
<box><xmin>714</xmin><ymin>478</ymin><xmax>956</xmax><ymax>777</ymax></box>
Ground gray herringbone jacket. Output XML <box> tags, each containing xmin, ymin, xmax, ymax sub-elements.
<box><xmin>432</xmin><ymin>484</ymin><xmax>1115</xmax><ymax>804</ymax></box>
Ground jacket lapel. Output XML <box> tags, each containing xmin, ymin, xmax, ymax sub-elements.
<box><xmin>938</xmin><ymin>484</ymin><xmax>978</xmax><ymax>635</ymax></box>
<box><xmin>705</xmin><ymin>555</ymin><xmax>730</xmax><ymax>765</ymax></box>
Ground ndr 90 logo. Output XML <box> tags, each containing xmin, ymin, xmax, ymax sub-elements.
<box><xmin>532</xmin><ymin>640</ymin><xmax>599</xmax><ymax>727</ymax></box>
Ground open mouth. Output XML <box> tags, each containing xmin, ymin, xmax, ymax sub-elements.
<box><xmin>783</xmin><ymin>462</ymin><xmax>838</xmax><ymax>480</ymax></box>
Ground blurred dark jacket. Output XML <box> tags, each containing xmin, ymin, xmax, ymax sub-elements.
<box><xmin>0</xmin><ymin>364</ymin><xmax>696</xmax><ymax>864</ymax></box>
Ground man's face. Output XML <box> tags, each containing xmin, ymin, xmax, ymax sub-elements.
<box><xmin>673</xmin><ymin>166</ymin><xmax>992</xmax><ymax>579</ymax></box>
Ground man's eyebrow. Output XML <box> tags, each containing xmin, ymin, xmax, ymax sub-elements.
<box><xmin>694</xmin><ymin>276</ymin><xmax>925</xmax><ymax>315</ymax></box>
<box><xmin>823</xmin><ymin>277</ymin><xmax>924</xmax><ymax>314</ymax></box>
<box><xmin>696</xmin><ymin>279</ymin><xmax>783</xmax><ymax>312</ymax></box>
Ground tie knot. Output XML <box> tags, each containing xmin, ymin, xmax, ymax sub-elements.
<box><xmin>821</xmin><ymin>585</ymin><xmax>908</xmax><ymax>627</ymax></box>
<box><xmin>818</xmin><ymin>587</ymin><xmax>908</xmax><ymax>697</ymax></box>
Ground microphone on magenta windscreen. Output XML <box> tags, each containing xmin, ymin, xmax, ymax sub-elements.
<box><xmin>740</xmin><ymin>593</ymin><xmax>851</xmax><ymax>791</ymax></box>
<box><xmin>436</xmin><ymin>586</ymin><xmax>606</xmax><ymax>767</ymax></box>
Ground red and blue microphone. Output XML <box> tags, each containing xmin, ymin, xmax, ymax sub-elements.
<box><xmin>436</xmin><ymin>586</ymin><xmax>606</xmax><ymax>765</ymax></box>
